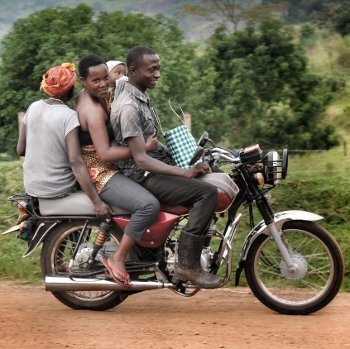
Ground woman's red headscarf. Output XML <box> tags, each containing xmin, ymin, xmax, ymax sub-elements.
<box><xmin>40</xmin><ymin>63</ymin><xmax>76</xmax><ymax>97</ymax></box>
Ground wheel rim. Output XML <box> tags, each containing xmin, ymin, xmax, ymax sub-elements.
<box><xmin>253</xmin><ymin>228</ymin><xmax>335</xmax><ymax>306</ymax></box>
<box><xmin>49</xmin><ymin>223</ymin><xmax>119</xmax><ymax>302</ymax></box>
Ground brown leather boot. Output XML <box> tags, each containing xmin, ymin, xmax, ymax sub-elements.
<box><xmin>174</xmin><ymin>231</ymin><xmax>221</xmax><ymax>289</ymax></box>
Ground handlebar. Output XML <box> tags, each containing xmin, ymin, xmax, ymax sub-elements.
<box><xmin>203</xmin><ymin>147</ymin><xmax>240</xmax><ymax>164</ymax></box>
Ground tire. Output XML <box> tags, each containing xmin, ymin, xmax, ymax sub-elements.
<box><xmin>41</xmin><ymin>220</ymin><xmax>128</xmax><ymax>311</ymax></box>
<box><xmin>245</xmin><ymin>220</ymin><xmax>344</xmax><ymax>315</ymax></box>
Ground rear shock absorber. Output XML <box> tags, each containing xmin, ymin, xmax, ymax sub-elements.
<box><xmin>88</xmin><ymin>220</ymin><xmax>114</xmax><ymax>267</ymax></box>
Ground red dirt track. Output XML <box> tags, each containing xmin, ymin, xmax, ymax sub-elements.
<box><xmin>0</xmin><ymin>283</ymin><xmax>349</xmax><ymax>349</ymax></box>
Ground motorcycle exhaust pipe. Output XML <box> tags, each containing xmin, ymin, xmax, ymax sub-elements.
<box><xmin>45</xmin><ymin>275</ymin><xmax>176</xmax><ymax>292</ymax></box>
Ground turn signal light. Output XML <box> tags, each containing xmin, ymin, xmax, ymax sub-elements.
<box><xmin>18</xmin><ymin>202</ymin><xmax>28</xmax><ymax>216</ymax></box>
<box><xmin>253</xmin><ymin>173</ymin><xmax>265</xmax><ymax>186</ymax></box>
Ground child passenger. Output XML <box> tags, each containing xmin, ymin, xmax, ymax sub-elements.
<box><xmin>106</xmin><ymin>60</ymin><xmax>127</xmax><ymax>105</ymax></box>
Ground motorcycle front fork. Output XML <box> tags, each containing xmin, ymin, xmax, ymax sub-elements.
<box><xmin>255</xmin><ymin>195</ymin><xmax>296</xmax><ymax>273</ymax></box>
<box><xmin>267</xmin><ymin>222</ymin><xmax>296</xmax><ymax>272</ymax></box>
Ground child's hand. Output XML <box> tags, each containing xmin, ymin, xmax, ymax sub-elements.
<box><xmin>145</xmin><ymin>133</ymin><xmax>158</xmax><ymax>151</ymax></box>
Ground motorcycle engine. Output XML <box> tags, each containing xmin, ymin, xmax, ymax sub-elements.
<box><xmin>71</xmin><ymin>241</ymin><xmax>117</xmax><ymax>269</ymax></box>
<box><xmin>165</xmin><ymin>244</ymin><xmax>213</xmax><ymax>275</ymax></box>
<box><xmin>200</xmin><ymin>247</ymin><xmax>213</xmax><ymax>271</ymax></box>
<box><xmin>74</xmin><ymin>244</ymin><xmax>93</xmax><ymax>267</ymax></box>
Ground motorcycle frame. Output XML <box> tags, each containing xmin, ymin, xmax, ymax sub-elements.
<box><xmin>16</xmin><ymin>198</ymin><xmax>238</xmax><ymax>290</ymax></box>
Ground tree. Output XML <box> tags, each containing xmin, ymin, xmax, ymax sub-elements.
<box><xmin>333</xmin><ymin>8</ymin><xmax>350</xmax><ymax>36</ymax></box>
<box><xmin>181</xmin><ymin>0</ymin><xmax>279</xmax><ymax>33</ymax></box>
<box><xmin>0</xmin><ymin>4</ymin><xmax>196</xmax><ymax>153</ymax></box>
<box><xmin>263</xmin><ymin>0</ymin><xmax>349</xmax><ymax>27</ymax></box>
<box><xmin>184</xmin><ymin>18</ymin><xmax>338</xmax><ymax>150</ymax></box>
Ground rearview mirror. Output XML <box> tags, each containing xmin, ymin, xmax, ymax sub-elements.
<box><xmin>197</xmin><ymin>131</ymin><xmax>209</xmax><ymax>147</ymax></box>
<box><xmin>189</xmin><ymin>146</ymin><xmax>204</xmax><ymax>166</ymax></box>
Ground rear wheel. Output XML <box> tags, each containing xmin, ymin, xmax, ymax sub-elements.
<box><xmin>41</xmin><ymin>220</ymin><xmax>128</xmax><ymax>311</ymax></box>
<box><xmin>245</xmin><ymin>221</ymin><xmax>344</xmax><ymax>315</ymax></box>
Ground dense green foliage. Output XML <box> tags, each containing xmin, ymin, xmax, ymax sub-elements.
<box><xmin>262</xmin><ymin>0</ymin><xmax>350</xmax><ymax>38</ymax></box>
<box><xmin>333</xmin><ymin>8</ymin><xmax>350</xmax><ymax>37</ymax></box>
<box><xmin>263</xmin><ymin>0</ymin><xmax>346</xmax><ymax>23</ymax></box>
<box><xmin>184</xmin><ymin>19</ymin><xmax>338</xmax><ymax>149</ymax></box>
<box><xmin>1</xmin><ymin>5</ymin><xmax>338</xmax><ymax>153</ymax></box>
<box><xmin>0</xmin><ymin>4</ymin><xmax>196</xmax><ymax>153</ymax></box>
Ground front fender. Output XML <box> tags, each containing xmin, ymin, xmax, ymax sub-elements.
<box><xmin>240</xmin><ymin>210</ymin><xmax>323</xmax><ymax>263</ymax></box>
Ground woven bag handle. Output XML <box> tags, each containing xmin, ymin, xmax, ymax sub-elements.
<box><xmin>168</xmin><ymin>98</ymin><xmax>185</xmax><ymax>124</ymax></box>
<box><xmin>151</xmin><ymin>99</ymin><xmax>186</xmax><ymax>136</ymax></box>
<box><xmin>151</xmin><ymin>107</ymin><xmax>165</xmax><ymax>136</ymax></box>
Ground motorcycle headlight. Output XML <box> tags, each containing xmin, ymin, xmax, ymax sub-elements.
<box><xmin>253</xmin><ymin>173</ymin><xmax>265</xmax><ymax>186</ymax></box>
<box><xmin>263</xmin><ymin>149</ymin><xmax>288</xmax><ymax>185</ymax></box>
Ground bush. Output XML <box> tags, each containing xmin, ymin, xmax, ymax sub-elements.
<box><xmin>337</xmin><ymin>46</ymin><xmax>350</xmax><ymax>73</ymax></box>
<box><xmin>299</xmin><ymin>24</ymin><xmax>317</xmax><ymax>47</ymax></box>
<box><xmin>333</xmin><ymin>8</ymin><xmax>350</xmax><ymax>37</ymax></box>
<box><xmin>322</xmin><ymin>72</ymin><xmax>347</xmax><ymax>92</ymax></box>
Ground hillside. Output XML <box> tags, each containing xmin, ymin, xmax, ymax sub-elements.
<box><xmin>306</xmin><ymin>31</ymin><xmax>350</xmax><ymax>146</ymax></box>
<box><xmin>0</xmin><ymin>0</ymin><xmax>208</xmax><ymax>42</ymax></box>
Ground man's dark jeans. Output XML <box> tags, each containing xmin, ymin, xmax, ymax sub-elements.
<box><xmin>142</xmin><ymin>174</ymin><xmax>217</xmax><ymax>236</ymax></box>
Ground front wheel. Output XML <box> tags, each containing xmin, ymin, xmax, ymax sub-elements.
<box><xmin>245</xmin><ymin>220</ymin><xmax>344</xmax><ymax>315</ymax></box>
<box><xmin>41</xmin><ymin>220</ymin><xmax>128</xmax><ymax>311</ymax></box>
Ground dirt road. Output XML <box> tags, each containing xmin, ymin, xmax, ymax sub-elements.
<box><xmin>0</xmin><ymin>283</ymin><xmax>349</xmax><ymax>349</ymax></box>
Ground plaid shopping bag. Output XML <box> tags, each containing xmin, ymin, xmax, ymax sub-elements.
<box><xmin>164</xmin><ymin>125</ymin><xmax>198</xmax><ymax>169</ymax></box>
<box><xmin>151</xmin><ymin>101</ymin><xmax>199</xmax><ymax>169</ymax></box>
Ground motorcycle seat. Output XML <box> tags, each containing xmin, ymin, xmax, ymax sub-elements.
<box><xmin>38</xmin><ymin>173</ymin><xmax>239</xmax><ymax>217</ymax></box>
<box><xmin>38</xmin><ymin>191</ymin><xmax>130</xmax><ymax>216</ymax></box>
<box><xmin>38</xmin><ymin>191</ymin><xmax>190</xmax><ymax>217</ymax></box>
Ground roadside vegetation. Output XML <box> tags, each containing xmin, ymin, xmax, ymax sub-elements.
<box><xmin>0</xmin><ymin>1</ymin><xmax>349</xmax><ymax>290</ymax></box>
<box><xmin>1</xmin><ymin>139</ymin><xmax>349</xmax><ymax>289</ymax></box>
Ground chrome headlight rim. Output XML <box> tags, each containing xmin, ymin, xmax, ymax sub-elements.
<box><xmin>264</xmin><ymin>151</ymin><xmax>281</xmax><ymax>185</ymax></box>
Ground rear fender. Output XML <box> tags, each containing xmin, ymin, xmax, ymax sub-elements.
<box><xmin>23</xmin><ymin>222</ymin><xmax>58</xmax><ymax>258</ymax></box>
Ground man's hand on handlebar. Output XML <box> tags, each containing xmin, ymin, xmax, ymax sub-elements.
<box><xmin>183</xmin><ymin>162</ymin><xmax>210</xmax><ymax>178</ymax></box>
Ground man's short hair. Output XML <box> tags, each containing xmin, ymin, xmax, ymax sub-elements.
<box><xmin>126</xmin><ymin>46</ymin><xmax>156</xmax><ymax>69</ymax></box>
<box><xmin>78</xmin><ymin>54</ymin><xmax>106</xmax><ymax>79</ymax></box>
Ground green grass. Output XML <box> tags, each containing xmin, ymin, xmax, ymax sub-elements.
<box><xmin>0</xmin><ymin>152</ymin><xmax>349</xmax><ymax>289</ymax></box>
<box><xmin>0</xmin><ymin>160</ymin><xmax>43</xmax><ymax>284</ymax></box>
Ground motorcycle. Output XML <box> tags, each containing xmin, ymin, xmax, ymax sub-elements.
<box><xmin>3</xmin><ymin>131</ymin><xmax>344</xmax><ymax>315</ymax></box>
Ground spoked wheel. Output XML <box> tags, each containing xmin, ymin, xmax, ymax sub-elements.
<box><xmin>41</xmin><ymin>220</ymin><xmax>128</xmax><ymax>311</ymax></box>
<box><xmin>245</xmin><ymin>220</ymin><xmax>344</xmax><ymax>315</ymax></box>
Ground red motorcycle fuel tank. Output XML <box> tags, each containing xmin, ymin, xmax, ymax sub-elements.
<box><xmin>198</xmin><ymin>173</ymin><xmax>239</xmax><ymax>212</ymax></box>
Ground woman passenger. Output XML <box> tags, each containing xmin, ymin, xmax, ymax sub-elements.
<box><xmin>76</xmin><ymin>54</ymin><xmax>160</xmax><ymax>287</ymax></box>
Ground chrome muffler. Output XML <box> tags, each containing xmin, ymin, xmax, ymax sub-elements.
<box><xmin>45</xmin><ymin>275</ymin><xmax>175</xmax><ymax>292</ymax></box>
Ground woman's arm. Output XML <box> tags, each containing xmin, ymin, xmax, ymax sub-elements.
<box><xmin>66</xmin><ymin>128</ymin><xmax>111</xmax><ymax>220</ymax></box>
<box><xmin>17</xmin><ymin>122</ymin><xmax>26</xmax><ymax>156</ymax></box>
<box><xmin>84</xmin><ymin>106</ymin><xmax>157</xmax><ymax>161</ymax></box>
